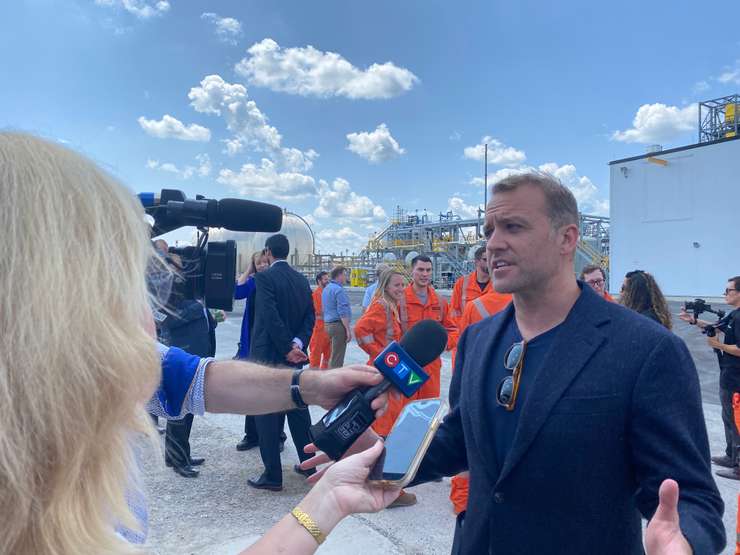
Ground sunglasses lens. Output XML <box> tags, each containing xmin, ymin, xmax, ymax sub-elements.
<box><xmin>497</xmin><ymin>376</ymin><xmax>513</xmax><ymax>405</ymax></box>
<box><xmin>505</xmin><ymin>343</ymin><xmax>523</xmax><ymax>370</ymax></box>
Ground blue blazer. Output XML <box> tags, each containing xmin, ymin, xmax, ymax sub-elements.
<box><xmin>414</xmin><ymin>284</ymin><xmax>725</xmax><ymax>554</ymax></box>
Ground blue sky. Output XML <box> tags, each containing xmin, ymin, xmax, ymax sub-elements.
<box><xmin>2</xmin><ymin>0</ymin><xmax>739</xmax><ymax>251</ymax></box>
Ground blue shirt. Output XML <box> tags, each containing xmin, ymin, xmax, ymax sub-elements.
<box><xmin>234</xmin><ymin>276</ymin><xmax>256</xmax><ymax>359</ymax></box>
<box><xmin>488</xmin><ymin>318</ymin><xmax>562</xmax><ymax>467</ymax></box>
<box><xmin>322</xmin><ymin>280</ymin><xmax>352</xmax><ymax>322</ymax></box>
<box><xmin>362</xmin><ymin>282</ymin><xmax>378</xmax><ymax>309</ymax></box>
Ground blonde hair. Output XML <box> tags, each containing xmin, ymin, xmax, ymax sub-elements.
<box><xmin>372</xmin><ymin>269</ymin><xmax>405</xmax><ymax>318</ymax></box>
<box><xmin>0</xmin><ymin>133</ymin><xmax>160</xmax><ymax>554</ymax></box>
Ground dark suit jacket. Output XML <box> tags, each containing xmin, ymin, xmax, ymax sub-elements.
<box><xmin>414</xmin><ymin>284</ymin><xmax>725</xmax><ymax>555</ymax></box>
<box><xmin>250</xmin><ymin>260</ymin><xmax>315</xmax><ymax>368</ymax></box>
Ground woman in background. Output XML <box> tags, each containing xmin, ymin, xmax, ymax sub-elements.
<box><xmin>621</xmin><ymin>270</ymin><xmax>672</xmax><ymax>330</ymax></box>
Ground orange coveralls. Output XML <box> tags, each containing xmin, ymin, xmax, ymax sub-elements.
<box><xmin>355</xmin><ymin>299</ymin><xmax>404</xmax><ymax>437</ymax></box>
<box><xmin>449</xmin><ymin>290</ymin><xmax>512</xmax><ymax>515</ymax></box>
<box><xmin>308</xmin><ymin>286</ymin><xmax>331</xmax><ymax>369</ymax></box>
<box><xmin>449</xmin><ymin>271</ymin><xmax>491</xmax><ymax>323</ymax></box>
<box><xmin>399</xmin><ymin>285</ymin><xmax>458</xmax><ymax>399</ymax></box>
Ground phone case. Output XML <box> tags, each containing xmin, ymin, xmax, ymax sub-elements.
<box><xmin>369</xmin><ymin>398</ymin><xmax>448</xmax><ymax>489</ymax></box>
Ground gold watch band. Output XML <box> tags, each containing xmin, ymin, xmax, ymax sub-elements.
<box><xmin>291</xmin><ymin>506</ymin><xmax>326</xmax><ymax>545</ymax></box>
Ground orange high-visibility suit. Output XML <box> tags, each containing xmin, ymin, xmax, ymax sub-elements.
<box><xmin>308</xmin><ymin>286</ymin><xmax>331</xmax><ymax>369</ymax></box>
<box><xmin>449</xmin><ymin>290</ymin><xmax>512</xmax><ymax>515</ymax></box>
<box><xmin>449</xmin><ymin>271</ymin><xmax>491</xmax><ymax>323</ymax></box>
<box><xmin>399</xmin><ymin>285</ymin><xmax>458</xmax><ymax>399</ymax></box>
<box><xmin>604</xmin><ymin>291</ymin><xmax>615</xmax><ymax>302</ymax></box>
<box><xmin>355</xmin><ymin>299</ymin><xmax>404</xmax><ymax>436</ymax></box>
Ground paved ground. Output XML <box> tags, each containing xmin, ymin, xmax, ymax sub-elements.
<box><xmin>143</xmin><ymin>291</ymin><xmax>738</xmax><ymax>554</ymax></box>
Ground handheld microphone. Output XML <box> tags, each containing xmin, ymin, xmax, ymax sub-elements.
<box><xmin>309</xmin><ymin>319</ymin><xmax>448</xmax><ymax>461</ymax></box>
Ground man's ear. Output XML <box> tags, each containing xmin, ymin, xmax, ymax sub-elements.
<box><xmin>560</xmin><ymin>223</ymin><xmax>580</xmax><ymax>255</ymax></box>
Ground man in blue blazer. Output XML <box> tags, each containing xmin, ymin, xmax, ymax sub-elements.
<box><xmin>411</xmin><ymin>172</ymin><xmax>725</xmax><ymax>554</ymax></box>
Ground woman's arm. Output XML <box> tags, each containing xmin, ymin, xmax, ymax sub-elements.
<box><xmin>234</xmin><ymin>276</ymin><xmax>255</xmax><ymax>300</ymax></box>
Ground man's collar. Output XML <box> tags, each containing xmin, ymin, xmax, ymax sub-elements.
<box><xmin>270</xmin><ymin>259</ymin><xmax>288</xmax><ymax>267</ymax></box>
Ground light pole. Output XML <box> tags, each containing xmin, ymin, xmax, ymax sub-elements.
<box><xmin>483</xmin><ymin>142</ymin><xmax>488</xmax><ymax>210</ymax></box>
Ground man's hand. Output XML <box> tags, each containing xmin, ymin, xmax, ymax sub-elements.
<box><xmin>300</xmin><ymin>365</ymin><xmax>388</xmax><ymax>414</ymax></box>
<box><xmin>286</xmin><ymin>347</ymin><xmax>308</xmax><ymax>365</ymax></box>
<box><xmin>645</xmin><ymin>479</ymin><xmax>693</xmax><ymax>555</ymax></box>
<box><xmin>345</xmin><ymin>326</ymin><xmax>352</xmax><ymax>343</ymax></box>
<box><xmin>678</xmin><ymin>310</ymin><xmax>695</xmax><ymax>325</ymax></box>
<box><xmin>707</xmin><ymin>336</ymin><xmax>723</xmax><ymax>350</ymax></box>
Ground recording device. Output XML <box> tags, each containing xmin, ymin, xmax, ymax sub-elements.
<box><xmin>684</xmin><ymin>298</ymin><xmax>728</xmax><ymax>338</ymax></box>
<box><xmin>139</xmin><ymin>189</ymin><xmax>282</xmax><ymax>310</ymax></box>
<box><xmin>368</xmin><ymin>399</ymin><xmax>447</xmax><ymax>487</ymax></box>
<box><xmin>309</xmin><ymin>319</ymin><xmax>448</xmax><ymax>461</ymax></box>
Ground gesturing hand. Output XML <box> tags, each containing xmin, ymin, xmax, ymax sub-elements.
<box><xmin>645</xmin><ymin>480</ymin><xmax>693</xmax><ymax>555</ymax></box>
<box><xmin>299</xmin><ymin>427</ymin><xmax>382</xmax><ymax>483</ymax></box>
<box><xmin>300</xmin><ymin>365</ymin><xmax>389</xmax><ymax>416</ymax></box>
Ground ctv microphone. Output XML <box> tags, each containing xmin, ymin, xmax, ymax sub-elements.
<box><xmin>309</xmin><ymin>319</ymin><xmax>448</xmax><ymax>460</ymax></box>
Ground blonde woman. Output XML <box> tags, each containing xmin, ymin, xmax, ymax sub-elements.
<box><xmin>0</xmin><ymin>132</ymin><xmax>397</xmax><ymax>554</ymax></box>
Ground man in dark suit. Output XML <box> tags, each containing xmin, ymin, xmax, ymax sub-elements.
<box><xmin>248</xmin><ymin>233</ymin><xmax>316</xmax><ymax>491</ymax></box>
<box><xmin>410</xmin><ymin>172</ymin><xmax>726</xmax><ymax>554</ymax></box>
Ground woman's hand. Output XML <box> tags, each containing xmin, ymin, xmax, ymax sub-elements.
<box><xmin>300</xmin><ymin>427</ymin><xmax>381</xmax><ymax>483</ymax></box>
<box><xmin>300</xmin><ymin>440</ymin><xmax>400</xmax><ymax>527</ymax></box>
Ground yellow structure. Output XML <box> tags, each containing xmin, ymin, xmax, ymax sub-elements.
<box><xmin>350</xmin><ymin>268</ymin><xmax>368</xmax><ymax>287</ymax></box>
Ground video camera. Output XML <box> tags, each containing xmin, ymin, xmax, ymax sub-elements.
<box><xmin>684</xmin><ymin>298</ymin><xmax>729</xmax><ymax>338</ymax></box>
<box><xmin>139</xmin><ymin>189</ymin><xmax>282</xmax><ymax>311</ymax></box>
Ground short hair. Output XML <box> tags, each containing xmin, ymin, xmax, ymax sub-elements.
<box><xmin>411</xmin><ymin>255</ymin><xmax>432</xmax><ymax>268</ymax></box>
<box><xmin>265</xmin><ymin>233</ymin><xmax>289</xmax><ymax>259</ymax></box>
<box><xmin>474</xmin><ymin>246</ymin><xmax>486</xmax><ymax>260</ymax></box>
<box><xmin>728</xmin><ymin>276</ymin><xmax>740</xmax><ymax>291</ymax></box>
<box><xmin>579</xmin><ymin>264</ymin><xmax>605</xmax><ymax>280</ymax></box>
<box><xmin>492</xmin><ymin>171</ymin><xmax>579</xmax><ymax>229</ymax></box>
<box><xmin>330</xmin><ymin>266</ymin><xmax>347</xmax><ymax>280</ymax></box>
<box><xmin>375</xmin><ymin>263</ymin><xmax>391</xmax><ymax>273</ymax></box>
<box><xmin>315</xmin><ymin>271</ymin><xmax>328</xmax><ymax>284</ymax></box>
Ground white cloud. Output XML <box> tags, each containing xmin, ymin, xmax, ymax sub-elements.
<box><xmin>447</xmin><ymin>196</ymin><xmax>480</xmax><ymax>219</ymax></box>
<box><xmin>315</xmin><ymin>226</ymin><xmax>368</xmax><ymax>253</ymax></box>
<box><xmin>95</xmin><ymin>0</ymin><xmax>170</xmax><ymax>19</ymax></box>
<box><xmin>717</xmin><ymin>68</ymin><xmax>740</xmax><ymax>85</ymax></box>
<box><xmin>188</xmin><ymin>74</ymin><xmax>316</xmax><ymax>172</ymax></box>
<box><xmin>235</xmin><ymin>38</ymin><xmax>419</xmax><ymax>99</ymax></box>
<box><xmin>146</xmin><ymin>154</ymin><xmax>212</xmax><ymax>179</ymax></box>
<box><xmin>201</xmin><ymin>12</ymin><xmax>242</xmax><ymax>45</ymax></box>
<box><xmin>346</xmin><ymin>123</ymin><xmax>405</xmax><ymax>163</ymax></box>
<box><xmin>612</xmin><ymin>103</ymin><xmax>696</xmax><ymax>144</ymax></box>
<box><xmin>314</xmin><ymin>178</ymin><xmax>386</xmax><ymax>222</ymax></box>
<box><xmin>138</xmin><ymin>114</ymin><xmax>211</xmax><ymax>142</ymax></box>
<box><xmin>463</xmin><ymin>136</ymin><xmax>526</xmax><ymax>167</ymax></box>
<box><xmin>693</xmin><ymin>80</ymin><xmax>710</xmax><ymax>94</ymax></box>
<box><xmin>217</xmin><ymin>158</ymin><xmax>317</xmax><ymax>201</ymax></box>
<box><xmin>449</xmin><ymin>130</ymin><xmax>462</xmax><ymax>142</ymax></box>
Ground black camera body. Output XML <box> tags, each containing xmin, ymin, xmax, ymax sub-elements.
<box><xmin>684</xmin><ymin>298</ymin><xmax>728</xmax><ymax>337</ymax></box>
<box><xmin>140</xmin><ymin>189</ymin><xmax>282</xmax><ymax>311</ymax></box>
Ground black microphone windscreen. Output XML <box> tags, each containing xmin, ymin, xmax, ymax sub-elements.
<box><xmin>217</xmin><ymin>198</ymin><xmax>283</xmax><ymax>232</ymax></box>
<box><xmin>399</xmin><ymin>319</ymin><xmax>448</xmax><ymax>367</ymax></box>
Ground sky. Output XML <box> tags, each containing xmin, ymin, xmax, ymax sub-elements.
<box><xmin>2</xmin><ymin>0</ymin><xmax>740</xmax><ymax>252</ymax></box>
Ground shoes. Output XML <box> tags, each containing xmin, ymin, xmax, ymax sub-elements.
<box><xmin>710</xmin><ymin>455</ymin><xmax>736</xmax><ymax>468</ymax></box>
<box><xmin>170</xmin><ymin>464</ymin><xmax>199</xmax><ymax>478</ymax></box>
<box><xmin>247</xmin><ymin>474</ymin><xmax>283</xmax><ymax>492</ymax></box>
<box><xmin>236</xmin><ymin>437</ymin><xmax>259</xmax><ymax>451</ymax></box>
<box><xmin>715</xmin><ymin>467</ymin><xmax>740</xmax><ymax>481</ymax></box>
<box><xmin>189</xmin><ymin>457</ymin><xmax>205</xmax><ymax>466</ymax></box>
<box><xmin>294</xmin><ymin>464</ymin><xmax>316</xmax><ymax>478</ymax></box>
<box><xmin>388</xmin><ymin>490</ymin><xmax>417</xmax><ymax>508</ymax></box>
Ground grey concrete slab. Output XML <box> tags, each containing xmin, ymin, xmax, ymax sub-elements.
<box><xmin>143</xmin><ymin>295</ymin><xmax>738</xmax><ymax>554</ymax></box>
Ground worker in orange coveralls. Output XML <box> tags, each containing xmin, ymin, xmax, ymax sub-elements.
<box><xmin>449</xmin><ymin>287</ymin><xmax>512</xmax><ymax>516</ymax></box>
<box><xmin>308</xmin><ymin>271</ymin><xmax>331</xmax><ymax>369</ymax></box>
<box><xmin>398</xmin><ymin>255</ymin><xmax>458</xmax><ymax>400</ymax></box>
<box><xmin>449</xmin><ymin>245</ymin><xmax>491</xmax><ymax>323</ymax></box>
<box><xmin>355</xmin><ymin>268</ymin><xmax>418</xmax><ymax>508</ymax></box>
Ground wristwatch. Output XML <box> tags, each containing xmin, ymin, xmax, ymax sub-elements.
<box><xmin>291</xmin><ymin>369</ymin><xmax>308</xmax><ymax>409</ymax></box>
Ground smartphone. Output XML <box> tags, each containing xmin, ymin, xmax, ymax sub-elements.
<box><xmin>368</xmin><ymin>398</ymin><xmax>447</xmax><ymax>488</ymax></box>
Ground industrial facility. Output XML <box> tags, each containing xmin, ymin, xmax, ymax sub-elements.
<box><xmin>609</xmin><ymin>94</ymin><xmax>740</xmax><ymax>297</ymax></box>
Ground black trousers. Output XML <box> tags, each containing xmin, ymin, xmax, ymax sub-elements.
<box><xmin>720</xmin><ymin>387</ymin><xmax>740</xmax><ymax>460</ymax></box>
<box><xmin>165</xmin><ymin>413</ymin><xmax>194</xmax><ymax>466</ymax></box>
<box><xmin>255</xmin><ymin>408</ymin><xmax>312</xmax><ymax>483</ymax></box>
<box><xmin>243</xmin><ymin>415</ymin><xmax>286</xmax><ymax>443</ymax></box>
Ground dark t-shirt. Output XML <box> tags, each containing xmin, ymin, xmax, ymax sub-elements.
<box><xmin>487</xmin><ymin>316</ymin><xmax>562</xmax><ymax>466</ymax></box>
<box><xmin>719</xmin><ymin>308</ymin><xmax>740</xmax><ymax>391</ymax></box>
<box><xmin>477</xmin><ymin>280</ymin><xmax>488</xmax><ymax>292</ymax></box>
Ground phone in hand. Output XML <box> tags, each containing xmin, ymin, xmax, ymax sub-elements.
<box><xmin>368</xmin><ymin>398</ymin><xmax>447</xmax><ymax>488</ymax></box>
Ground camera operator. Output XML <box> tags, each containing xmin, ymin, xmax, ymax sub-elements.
<box><xmin>680</xmin><ymin>276</ymin><xmax>740</xmax><ymax>480</ymax></box>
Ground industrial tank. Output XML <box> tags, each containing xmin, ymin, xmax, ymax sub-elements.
<box><xmin>209</xmin><ymin>210</ymin><xmax>315</xmax><ymax>273</ymax></box>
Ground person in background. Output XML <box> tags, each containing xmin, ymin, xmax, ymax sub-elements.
<box><xmin>308</xmin><ymin>271</ymin><xmax>332</xmax><ymax>369</ymax></box>
<box><xmin>354</xmin><ymin>268</ymin><xmax>420</xmax><ymax>508</ymax></box>
<box><xmin>235</xmin><ymin>251</ymin><xmax>285</xmax><ymax>453</ymax></box>
<box><xmin>620</xmin><ymin>270</ymin><xmax>672</xmax><ymax>329</ymax></box>
<box><xmin>449</xmin><ymin>246</ymin><xmax>491</xmax><ymax>323</ymax></box>
<box><xmin>322</xmin><ymin>266</ymin><xmax>352</xmax><ymax>369</ymax></box>
<box><xmin>362</xmin><ymin>263</ymin><xmax>391</xmax><ymax>312</ymax></box>
<box><xmin>579</xmin><ymin>263</ymin><xmax>614</xmax><ymax>301</ymax></box>
<box><xmin>159</xmin><ymin>253</ymin><xmax>215</xmax><ymax>478</ymax></box>
<box><xmin>399</xmin><ymin>255</ymin><xmax>458</xmax><ymax>399</ymax></box>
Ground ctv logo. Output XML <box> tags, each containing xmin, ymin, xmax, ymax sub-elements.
<box><xmin>384</xmin><ymin>352</ymin><xmax>400</xmax><ymax>368</ymax></box>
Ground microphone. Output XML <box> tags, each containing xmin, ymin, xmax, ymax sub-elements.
<box><xmin>137</xmin><ymin>192</ymin><xmax>161</xmax><ymax>207</ymax></box>
<box><xmin>309</xmin><ymin>319</ymin><xmax>448</xmax><ymax>460</ymax></box>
